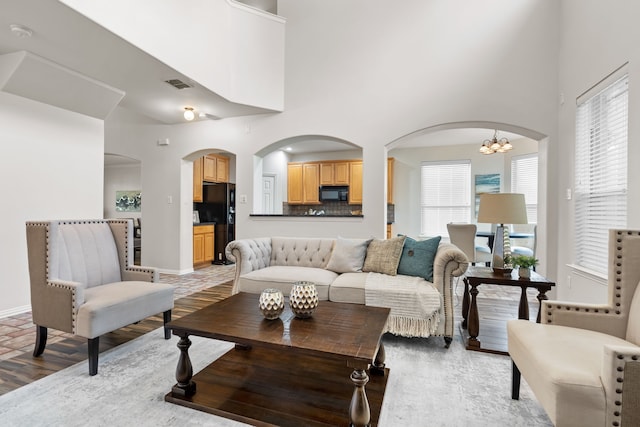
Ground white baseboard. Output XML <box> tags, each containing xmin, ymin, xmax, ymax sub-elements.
<box><xmin>0</xmin><ymin>304</ymin><xmax>31</xmax><ymax>319</ymax></box>
<box><xmin>158</xmin><ymin>267</ymin><xmax>194</xmax><ymax>275</ymax></box>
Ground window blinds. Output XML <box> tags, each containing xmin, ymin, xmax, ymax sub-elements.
<box><xmin>421</xmin><ymin>160</ymin><xmax>471</xmax><ymax>236</ymax></box>
<box><xmin>574</xmin><ymin>73</ymin><xmax>628</xmax><ymax>275</ymax></box>
<box><xmin>511</xmin><ymin>154</ymin><xmax>538</xmax><ymax>224</ymax></box>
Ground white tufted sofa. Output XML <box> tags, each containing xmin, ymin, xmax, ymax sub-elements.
<box><xmin>226</xmin><ymin>236</ymin><xmax>468</xmax><ymax>346</ymax></box>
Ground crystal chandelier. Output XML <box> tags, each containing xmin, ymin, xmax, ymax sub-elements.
<box><xmin>479</xmin><ymin>130</ymin><xmax>513</xmax><ymax>155</ymax></box>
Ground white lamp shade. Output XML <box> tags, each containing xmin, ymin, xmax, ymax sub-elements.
<box><xmin>478</xmin><ymin>193</ymin><xmax>528</xmax><ymax>224</ymax></box>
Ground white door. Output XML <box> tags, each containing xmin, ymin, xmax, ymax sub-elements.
<box><xmin>262</xmin><ymin>175</ymin><xmax>276</xmax><ymax>214</ymax></box>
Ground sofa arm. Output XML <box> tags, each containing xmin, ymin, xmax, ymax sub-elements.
<box><xmin>226</xmin><ymin>238</ymin><xmax>272</xmax><ymax>292</ymax></box>
<box><xmin>602</xmin><ymin>344</ymin><xmax>640</xmax><ymax>427</ymax></box>
<box><xmin>542</xmin><ymin>301</ymin><xmax>628</xmax><ymax>338</ymax></box>
<box><xmin>122</xmin><ymin>265</ymin><xmax>158</xmax><ymax>283</ymax></box>
<box><xmin>432</xmin><ymin>242</ymin><xmax>469</xmax><ymax>292</ymax></box>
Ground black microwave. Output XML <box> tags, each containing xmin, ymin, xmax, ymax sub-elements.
<box><xmin>320</xmin><ymin>186</ymin><xmax>348</xmax><ymax>201</ymax></box>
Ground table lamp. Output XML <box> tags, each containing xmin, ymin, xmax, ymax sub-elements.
<box><xmin>477</xmin><ymin>193</ymin><xmax>528</xmax><ymax>273</ymax></box>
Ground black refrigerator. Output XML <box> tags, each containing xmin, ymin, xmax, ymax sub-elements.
<box><xmin>203</xmin><ymin>183</ymin><xmax>235</xmax><ymax>264</ymax></box>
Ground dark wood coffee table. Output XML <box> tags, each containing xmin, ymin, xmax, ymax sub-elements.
<box><xmin>164</xmin><ymin>292</ymin><xmax>391</xmax><ymax>427</ymax></box>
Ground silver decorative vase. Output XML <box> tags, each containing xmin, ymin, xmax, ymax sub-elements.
<box><xmin>259</xmin><ymin>288</ymin><xmax>285</xmax><ymax>320</ymax></box>
<box><xmin>289</xmin><ymin>281</ymin><xmax>319</xmax><ymax>319</ymax></box>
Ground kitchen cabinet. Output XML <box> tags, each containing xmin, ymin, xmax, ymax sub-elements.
<box><xmin>193</xmin><ymin>157</ymin><xmax>203</xmax><ymax>202</ymax></box>
<box><xmin>320</xmin><ymin>161</ymin><xmax>350</xmax><ymax>186</ymax></box>
<box><xmin>193</xmin><ymin>225</ymin><xmax>215</xmax><ymax>267</ymax></box>
<box><xmin>287</xmin><ymin>162</ymin><xmax>320</xmax><ymax>204</ymax></box>
<box><xmin>203</xmin><ymin>154</ymin><xmax>229</xmax><ymax>183</ymax></box>
<box><xmin>348</xmin><ymin>161</ymin><xmax>363</xmax><ymax>204</ymax></box>
<box><xmin>303</xmin><ymin>163</ymin><xmax>320</xmax><ymax>204</ymax></box>
<box><xmin>287</xmin><ymin>163</ymin><xmax>303</xmax><ymax>204</ymax></box>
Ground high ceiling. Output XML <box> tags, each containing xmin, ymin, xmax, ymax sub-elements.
<box><xmin>2</xmin><ymin>1</ymin><xmax>530</xmax><ymax>154</ymax></box>
<box><xmin>0</xmin><ymin>0</ymin><xmax>275</xmax><ymax>124</ymax></box>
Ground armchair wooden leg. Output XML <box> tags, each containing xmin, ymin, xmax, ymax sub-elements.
<box><xmin>88</xmin><ymin>337</ymin><xmax>99</xmax><ymax>376</ymax></box>
<box><xmin>512</xmin><ymin>360</ymin><xmax>521</xmax><ymax>400</ymax></box>
<box><xmin>444</xmin><ymin>336</ymin><xmax>452</xmax><ymax>348</ymax></box>
<box><xmin>33</xmin><ymin>325</ymin><xmax>47</xmax><ymax>357</ymax></box>
<box><xmin>163</xmin><ymin>310</ymin><xmax>172</xmax><ymax>339</ymax></box>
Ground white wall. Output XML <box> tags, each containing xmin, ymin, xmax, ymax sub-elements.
<box><xmin>104</xmin><ymin>0</ymin><xmax>560</xmax><ymax>277</ymax></box>
<box><xmin>0</xmin><ymin>92</ymin><xmax>104</xmax><ymax>316</ymax></box>
<box><xmin>103</xmin><ymin>163</ymin><xmax>142</xmax><ymax>219</ymax></box>
<box><xmin>556</xmin><ymin>0</ymin><xmax>640</xmax><ymax>303</ymax></box>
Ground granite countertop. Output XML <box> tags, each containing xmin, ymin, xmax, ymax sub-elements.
<box><xmin>249</xmin><ymin>214</ymin><xmax>363</xmax><ymax>218</ymax></box>
<box><xmin>194</xmin><ymin>222</ymin><xmax>217</xmax><ymax>226</ymax></box>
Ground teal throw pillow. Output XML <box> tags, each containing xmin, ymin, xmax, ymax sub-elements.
<box><xmin>397</xmin><ymin>235</ymin><xmax>441</xmax><ymax>282</ymax></box>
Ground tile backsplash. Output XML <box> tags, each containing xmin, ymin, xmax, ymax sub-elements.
<box><xmin>283</xmin><ymin>201</ymin><xmax>362</xmax><ymax>216</ymax></box>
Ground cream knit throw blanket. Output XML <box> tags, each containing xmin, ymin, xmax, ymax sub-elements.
<box><xmin>365</xmin><ymin>272</ymin><xmax>441</xmax><ymax>338</ymax></box>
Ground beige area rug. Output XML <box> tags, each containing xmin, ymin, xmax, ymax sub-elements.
<box><xmin>0</xmin><ymin>323</ymin><xmax>552</xmax><ymax>427</ymax></box>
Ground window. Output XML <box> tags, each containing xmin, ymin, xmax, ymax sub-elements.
<box><xmin>511</xmin><ymin>154</ymin><xmax>538</xmax><ymax>224</ymax></box>
<box><xmin>421</xmin><ymin>160</ymin><xmax>471</xmax><ymax>236</ymax></box>
<box><xmin>575</xmin><ymin>72</ymin><xmax>628</xmax><ymax>275</ymax></box>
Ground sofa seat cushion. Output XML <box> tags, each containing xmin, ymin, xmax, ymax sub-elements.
<box><xmin>236</xmin><ymin>266</ymin><xmax>337</xmax><ymax>300</ymax></box>
<box><xmin>329</xmin><ymin>272</ymin><xmax>368</xmax><ymax>304</ymax></box>
<box><xmin>508</xmin><ymin>319</ymin><xmax>638</xmax><ymax>427</ymax></box>
<box><xmin>76</xmin><ymin>281</ymin><xmax>174</xmax><ymax>339</ymax></box>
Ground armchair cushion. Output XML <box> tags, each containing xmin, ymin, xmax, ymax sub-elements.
<box><xmin>51</xmin><ymin>222</ymin><xmax>121</xmax><ymax>288</ymax></box>
<box><xmin>76</xmin><ymin>280</ymin><xmax>175</xmax><ymax>338</ymax></box>
<box><xmin>508</xmin><ymin>319</ymin><xmax>638</xmax><ymax>427</ymax></box>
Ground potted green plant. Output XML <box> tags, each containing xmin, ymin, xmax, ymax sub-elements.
<box><xmin>511</xmin><ymin>255</ymin><xmax>538</xmax><ymax>278</ymax></box>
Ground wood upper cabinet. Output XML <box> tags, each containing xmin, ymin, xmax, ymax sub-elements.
<box><xmin>387</xmin><ymin>157</ymin><xmax>394</xmax><ymax>204</ymax></box>
<box><xmin>287</xmin><ymin>163</ymin><xmax>303</xmax><ymax>204</ymax></box>
<box><xmin>302</xmin><ymin>163</ymin><xmax>320</xmax><ymax>204</ymax></box>
<box><xmin>320</xmin><ymin>161</ymin><xmax>350</xmax><ymax>185</ymax></box>
<box><xmin>349</xmin><ymin>161</ymin><xmax>363</xmax><ymax>204</ymax></box>
<box><xmin>193</xmin><ymin>157</ymin><xmax>203</xmax><ymax>202</ymax></box>
<box><xmin>203</xmin><ymin>154</ymin><xmax>229</xmax><ymax>183</ymax></box>
<box><xmin>287</xmin><ymin>162</ymin><xmax>320</xmax><ymax>204</ymax></box>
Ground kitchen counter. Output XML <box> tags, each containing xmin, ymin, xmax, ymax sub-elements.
<box><xmin>250</xmin><ymin>214</ymin><xmax>363</xmax><ymax>218</ymax></box>
<box><xmin>194</xmin><ymin>222</ymin><xmax>217</xmax><ymax>226</ymax></box>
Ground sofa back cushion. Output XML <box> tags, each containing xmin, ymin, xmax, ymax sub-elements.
<box><xmin>270</xmin><ymin>237</ymin><xmax>334</xmax><ymax>268</ymax></box>
<box><xmin>626</xmin><ymin>280</ymin><xmax>640</xmax><ymax>345</ymax></box>
<box><xmin>325</xmin><ymin>237</ymin><xmax>372</xmax><ymax>273</ymax></box>
<box><xmin>49</xmin><ymin>221</ymin><xmax>122</xmax><ymax>288</ymax></box>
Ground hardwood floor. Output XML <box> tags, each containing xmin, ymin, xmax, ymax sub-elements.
<box><xmin>0</xmin><ymin>283</ymin><xmax>232</xmax><ymax>396</ymax></box>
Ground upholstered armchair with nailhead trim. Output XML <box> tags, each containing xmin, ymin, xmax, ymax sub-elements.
<box><xmin>26</xmin><ymin>219</ymin><xmax>175</xmax><ymax>376</ymax></box>
<box><xmin>508</xmin><ymin>229</ymin><xmax>640</xmax><ymax>427</ymax></box>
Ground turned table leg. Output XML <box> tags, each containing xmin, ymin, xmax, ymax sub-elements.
<box><xmin>371</xmin><ymin>341</ymin><xmax>386</xmax><ymax>375</ymax></box>
<box><xmin>349</xmin><ymin>368</ymin><xmax>370</xmax><ymax>427</ymax></box>
<box><xmin>467</xmin><ymin>283</ymin><xmax>480</xmax><ymax>349</ymax></box>
<box><xmin>518</xmin><ymin>285</ymin><xmax>530</xmax><ymax>320</ymax></box>
<box><xmin>536</xmin><ymin>288</ymin><xmax>550</xmax><ymax>323</ymax></box>
<box><xmin>461</xmin><ymin>277</ymin><xmax>470</xmax><ymax>329</ymax></box>
<box><xmin>172</xmin><ymin>334</ymin><xmax>196</xmax><ymax>397</ymax></box>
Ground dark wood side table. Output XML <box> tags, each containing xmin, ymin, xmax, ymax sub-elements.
<box><xmin>461</xmin><ymin>266</ymin><xmax>555</xmax><ymax>354</ymax></box>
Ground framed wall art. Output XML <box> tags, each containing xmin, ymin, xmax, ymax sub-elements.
<box><xmin>474</xmin><ymin>174</ymin><xmax>500</xmax><ymax>218</ymax></box>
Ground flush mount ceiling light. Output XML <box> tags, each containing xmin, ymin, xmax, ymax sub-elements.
<box><xmin>10</xmin><ymin>24</ymin><xmax>33</xmax><ymax>38</ymax></box>
<box><xmin>479</xmin><ymin>129</ymin><xmax>513</xmax><ymax>155</ymax></box>
<box><xmin>183</xmin><ymin>107</ymin><xmax>195</xmax><ymax>121</ymax></box>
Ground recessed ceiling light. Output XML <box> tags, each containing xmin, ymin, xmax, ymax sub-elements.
<box><xmin>10</xmin><ymin>24</ymin><xmax>33</xmax><ymax>38</ymax></box>
<box><xmin>285</xmin><ymin>147</ymin><xmax>292</xmax><ymax>151</ymax></box>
